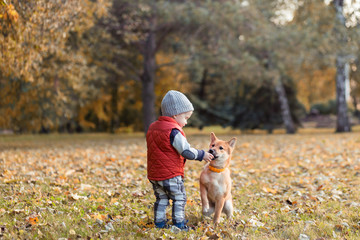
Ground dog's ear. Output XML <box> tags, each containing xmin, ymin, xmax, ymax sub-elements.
<box><xmin>228</xmin><ymin>137</ymin><xmax>237</xmax><ymax>148</ymax></box>
<box><xmin>210</xmin><ymin>132</ymin><xmax>217</xmax><ymax>143</ymax></box>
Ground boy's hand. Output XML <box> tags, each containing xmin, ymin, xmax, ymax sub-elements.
<box><xmin>203</xmin><ymin>152</ymin><xmax>214</xmax><ymax>163</ymax></box>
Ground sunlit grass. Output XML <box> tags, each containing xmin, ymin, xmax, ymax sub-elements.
<box><xmin>1</xmin><ymin>130</ymin><xmax>360</xmax><ymax>239</ymax></box>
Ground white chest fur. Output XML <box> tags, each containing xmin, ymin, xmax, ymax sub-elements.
<box><xmin>201</xmin><ymin>168</ymin><xmax>232</xmax><ymax>202</ymax></box>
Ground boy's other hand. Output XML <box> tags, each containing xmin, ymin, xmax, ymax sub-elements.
<box><xmin>203</xmin><ymin>152</ymin><xmax>214</xmax><ymax>163</ymax></box>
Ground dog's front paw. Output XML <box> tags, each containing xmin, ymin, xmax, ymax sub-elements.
<box><xmin>202</xmin><ymin>209</ymin><xmax>213</xmax><ymax>217</ymax></box>
<box><xmin>202</xmin><ymin>211</ymin><xmax>210</xmax><ymax>217</ymax></box>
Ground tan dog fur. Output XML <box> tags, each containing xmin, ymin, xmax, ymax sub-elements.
<box><xmin>199</xmin><ymin>132</ymin><xmax>236</xmax><ymax>226</ymax></box>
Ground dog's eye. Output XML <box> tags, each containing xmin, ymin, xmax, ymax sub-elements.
<box><xmin>212</xmin><ymin>144</ymin><xmax>215</xmax><ymax>147</ymax></box>
<box><xmin>219</xmin><ymin>146</ymin><xmax>223</xmax><ymax>150</ymax></box>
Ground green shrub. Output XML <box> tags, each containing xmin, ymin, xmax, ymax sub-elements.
<box><xmin>310</xmin><ymin>100</ymin><xmax>336</xmax><ymax>115</ymax></box>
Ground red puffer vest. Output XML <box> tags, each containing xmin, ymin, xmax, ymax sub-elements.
<box><xmin>146</xmin><ymin>116</ymin><xmax>186</xmax><ymax>181</ymax></box>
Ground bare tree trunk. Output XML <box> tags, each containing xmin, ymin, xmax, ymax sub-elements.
<box><xmin>334</xmin><ymin>0</ymin><xmax>351</xmax><ymax>132</ymax></box>
<box><xmin>352</xmin><ymin>94</ymin><xmax>359</xmax><ymax>117</ymax></box>
<box><xmin>110</xmin><ymin>77</ymin><xmax>119</xmax><ymax>134</ymax></box>
<box><xmin>266</xmin><ymin>52</ymin><xmax>295</xmax><ymax>134</ymax></box>
<box><xmin>141</xmin><ymin>27</ymin><xmax>157</xmax><ymax>134</ymax></box>
<box><xmin>335</xmin><ymin>58</ymin><xmax>351</xmax><ymax>132</ymax></box>
<box><xmin>199</xmin><ymin>68</ymin><xmax>208</xmax><ymax>100</ymax></box>
<box><xmin>274</xmin><ymin>79</ymin><xmax>296</xmax><ymax>134</ymax></box>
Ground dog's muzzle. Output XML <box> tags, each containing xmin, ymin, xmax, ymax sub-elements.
<box><xmin>209</xmin><ymin>149</ymin><xmax>218</xmax><ymax>159</ymax></box>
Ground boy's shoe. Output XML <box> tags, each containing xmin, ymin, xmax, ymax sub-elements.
<box><xmin>173</xmin><ymin>220</ymin><xmax>190</xmax><ymax>232</ymax></box>
<box><xmin>155</xmin><ymin>220</ymin><xmax>170</xmax><ymax>229</ymax></box>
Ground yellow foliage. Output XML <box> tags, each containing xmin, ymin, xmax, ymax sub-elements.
<box><xmin>78</xmin><ymin>107</ymin><xmax>96</xmax><ymax>129</ymax></box>
<box><xmin>0</xmin><ymin>3</ymin><xmax>18</xmax><ymax>23</ymax></box>
<box><xmin>94</xmin><ymin>96</ymin><xmax>111</xmax><ymax>122</ymax></box>
<box><xmin>6</xmin><ymin>4</ymin><xmax>18</xmax><ymax>22</ymax></box>
<box><xmin>95</xmin><ymin>0</ymin><xmax>110</xmax><ymax>17</ymax></box>
<box><xmin>78</xmin><ymin>94</ymin><xmax>112</xmax><ymax>129</ymax></box>
<box><xmin>292</xmin><ymin>65</ymin><xmax>336</xmax><ymax>109</ymax></box>
<box><xmin>155</xmin><ymin>52</ymin><xmax>191</xmax><ymax>109</ymax></box>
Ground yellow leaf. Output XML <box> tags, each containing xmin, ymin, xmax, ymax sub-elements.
<box><xmin>263</xmin><ymin>187</ymin><xmax>277</xmax><ymax>194</ymax></box>
<box><xmin>241</xmin><ymin>143</ymin><xmax>250</xmax><ymax>148</ymax></box>
<box><xmin>28</xmin><ymin>217</ymin><xmax>39</xmax><ymax>225</ymax></box>
<box><xmin>97</xmin><ymin>205</ymin><xmax>105</xmax><ymax>211</ymax></box>
<box><xmin>91</xmin><ymin>213</ymin><xmax>106</xmax><ymax>220</ymax></box>
<box><xmin>4</xmin><ymin>179</ymin><xmax>20</xmax><ymax>184</ymax></box>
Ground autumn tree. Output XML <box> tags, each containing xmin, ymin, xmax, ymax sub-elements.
<box><xmin>291</xmin><ymin>1</ymin><xmax>336</xmax><ymax>110</ymax></box>
<box><xmin>230</xmin><ymin>0</ymin><xmax>302</xmax><ymax>133</ymax></box>
<box><xmin>107</xmin><ymin>0</ymin><xmax>238</xmax><ymax>133</ymax></box>
<box><xmin>332</xmin><ymin>0</ymin><xmax>355</xmax><ymax>132</ymax></box>
<box><xmin>294</xmin><ymin>0</ymin><xmax>359</xmax><ymax>132</ymax></box>
<box><xmin>179</xmin><ymin>0</ymin><xmax>305</xmax><ymax>133</ymax></box>
<box><xmin>0</xmin><ymin>0</ymin><xmax>104</xmax><ymax>132</ymax></box>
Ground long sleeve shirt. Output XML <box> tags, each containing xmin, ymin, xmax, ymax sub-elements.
<box><xmin>170</xmin><ymin>129</ymin><xmax>205</xmax><ymax>161</ymax></box>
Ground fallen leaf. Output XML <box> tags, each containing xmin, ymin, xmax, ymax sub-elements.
<box><xmin>28</xmin><ymin>217</ymin><xmax>39</xmax><ymax>225</ymax></box>
<box><xmin>97</xmin><ymin>205</ymin><xmax>105</xmax><ymax>211</ymax></box>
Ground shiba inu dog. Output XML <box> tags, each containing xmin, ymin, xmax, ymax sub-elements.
<box><xmin>199</xmin><ymin>132</ymin><xmax>236</xmax><ymax>226</ymax></box>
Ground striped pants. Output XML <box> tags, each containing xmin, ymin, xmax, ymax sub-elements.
<box><xmin>150</xmin><ymin>175</ymin><xmax>187</xmax><ymax>224</ymax></box>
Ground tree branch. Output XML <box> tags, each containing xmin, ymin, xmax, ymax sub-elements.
<box><xmin>114</xmin><ymin>56</ymin><xmax>142</xmax><ymax>81</ymax></box>
<box><xmin>156</xmin><ymin>56</ymin><xmax>193</xmax><ymax>70</ymax></box>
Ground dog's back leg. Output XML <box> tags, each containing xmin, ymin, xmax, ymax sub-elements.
<box><xmin>222</xmin><ymin>198</ymin><xmax>233</xmax><ymax>219</ymax></box>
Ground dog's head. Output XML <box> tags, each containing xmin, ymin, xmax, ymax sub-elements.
<box><xmin>208</xmin><ymin>132</ymin><xmax>236</xmax><ymax>164</ymax></box>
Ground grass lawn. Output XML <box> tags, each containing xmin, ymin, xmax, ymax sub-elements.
<box><xmin>1</xmin><ymin>129</ymin><xmax>360</xmax><ymax>239</ymax></box>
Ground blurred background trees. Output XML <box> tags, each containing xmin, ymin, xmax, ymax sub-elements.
<box><xmin>1</xmin><ymin>0</ymin><xmax>360</xmax><ymax>134</ymax></box>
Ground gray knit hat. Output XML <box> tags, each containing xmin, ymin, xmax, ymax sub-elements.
<box><xmin>161</xmin><ymin>90</ymin><xmax>194</xmax><ymax>116</ymax></box>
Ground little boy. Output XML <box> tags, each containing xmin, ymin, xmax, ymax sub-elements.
<box><xmin>146</xmin><ymin>90</ymin><xmax>214</xmax><ymax>231</ymax></box>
